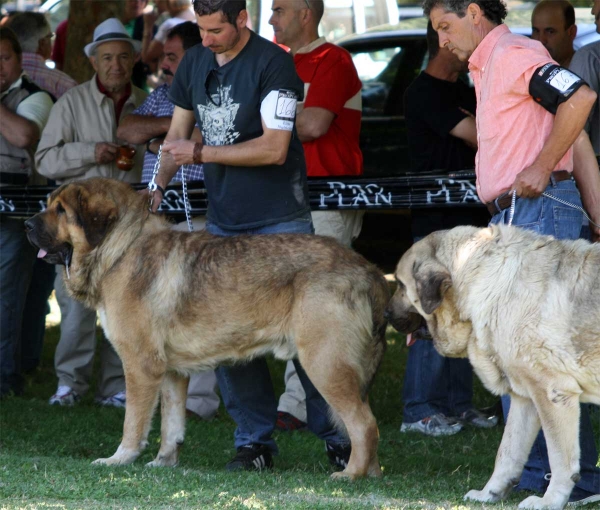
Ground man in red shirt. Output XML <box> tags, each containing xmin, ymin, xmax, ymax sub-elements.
<box><xmin>269</xmin><ymin>0</ymin><xmax>364</xmax><ymax>433</ymax></box>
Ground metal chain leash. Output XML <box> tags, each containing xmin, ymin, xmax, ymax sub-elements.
<box><xmin>507</xmin><ymin>189</ymin><xmax>600</xmax><ymax>229</ymax></box>
<box><xmin>147</xmin><ymin>144</ymin><xmax>194</xmax><ymax>232</ymax></box>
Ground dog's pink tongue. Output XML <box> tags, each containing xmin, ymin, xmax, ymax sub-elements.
<box><xmin>406</xmin><ymin>333</ymin><xmax>416</xmax><ymax>347</ymax></box>
<box><xmin>37</xmin><ymin>249</ymin><xmax>47</xmax><ymax>259</ymax></box>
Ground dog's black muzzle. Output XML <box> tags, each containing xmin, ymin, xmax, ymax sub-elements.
<box><xmin>25</xmin><ymin>215</ymin><xmax>72</xmax><ymax>266</ymax></box>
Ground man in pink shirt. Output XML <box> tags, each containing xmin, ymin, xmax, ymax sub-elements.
<box><xmin>424</xmin><ymin>0</ymin><xmax>600</xmax><ymax>508</ymax></box>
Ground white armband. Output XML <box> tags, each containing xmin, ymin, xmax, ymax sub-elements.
<box><xmin>260</xmin><ymin>89</ymin><xmax>297</xmax><ymax>131</ymax></box>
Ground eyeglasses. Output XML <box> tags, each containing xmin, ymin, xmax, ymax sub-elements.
<box><xmin>42</xmin><ymin>32</ymin><xmax>55</xmax><ymax>41</ymax></box>
<box><xmin>204</xmin><ymin>68</ymin><xmax>222</xmax><ymax>107</ymax></box>
<box><xmin>303</xmin><ymin>0</ymin><xmax>311</xmax><ymax>9</ymax></box>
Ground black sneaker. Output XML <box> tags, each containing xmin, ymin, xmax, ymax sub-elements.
<box><xmin>325</xmin><ymin>442</ymin><xmax>351</xmax><ymax>470</ymax></box>
<box><xmin>225</xmin><ymin>444</ymin><xmax>273</xmax><ymax>472</ymax></box>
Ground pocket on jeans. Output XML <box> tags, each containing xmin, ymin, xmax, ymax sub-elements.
<box><xmin>553</xmin><ymin>206</ymin><xmax>583</xmax><ymax>240</ymax></box>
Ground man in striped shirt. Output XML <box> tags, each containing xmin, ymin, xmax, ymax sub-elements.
<box><xmin>5</xmin><ymin>13</ymin><xmax>77</xmax><ymax>100</ymax></box>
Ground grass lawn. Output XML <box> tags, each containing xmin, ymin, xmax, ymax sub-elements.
<box><xmin>1</xmin><ymin>324</ymin><xmax>598</xmax><ymax>509</ymax></box>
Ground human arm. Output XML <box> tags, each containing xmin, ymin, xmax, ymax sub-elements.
<box><xmin>449</xmin><ymin>115</ymin><xmax>477</xmax><ymax>149</ymax></box>
<box><xmin>512</xmin><ymin>85</ymin><xmax>597</xmax><ymax>198</ymax></box>
<box><xmin>117</xmin><ymin>113</ymin><xmax>171</xmax><ymax>145</ymax></box>
<box><xmin>164</xmin><ymin>117</ymin><xmax>292</xmax><ymax>167</ymax></box>
<box><xmin>572</xmin><ymin>130</ymin><xmax>600</xmax><ymax>242</ymax></box>
<box><xmin>296</xmin><ymin>107</ymin><xmax>335</xmax><ymax>142</ymax></box>
<box><xmin>0</xmin><ymin>103</ymin><xmax>41</xmax><ymax>149</ymax></box>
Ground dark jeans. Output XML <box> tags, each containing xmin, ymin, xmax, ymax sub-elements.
<box><xmin>402</xmin><ymin>338</ymin><xmax>473</xmax><ymax>422</ymax></box>
<box><xmin>206</xmin><ymin>215</ymin><xmax>347</xmax><ymax>453</ymax></box>
<box><xmin>0</xmin><ymin>216</ymin><xmax>36</xmax><ymax>396</ymax></box>
<box><xmin>490</xmin><ymin>179</ymin><xmax>600</xmax><ymax>495</ymax></box>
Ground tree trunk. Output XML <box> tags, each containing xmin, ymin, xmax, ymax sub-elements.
<box><xmin>63</xmin><ymin>0</ymin><xmax>123</xmax><ymax>84</ymax></box>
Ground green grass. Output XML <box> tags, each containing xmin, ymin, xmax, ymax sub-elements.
<box><xmin>1</xmin><ymin>326</ymin><xmax>597</xmax><ymax>509</ymax></box>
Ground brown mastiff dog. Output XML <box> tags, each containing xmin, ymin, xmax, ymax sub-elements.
<box><xmin>26</xmin><ymin>178</ymin><xmax>389</xmax><ymax>479</ymax></box>
<box><xmin>386</xmin><ymin>225</ymin><xmax>600</xmax><ymax>510</ymax></box>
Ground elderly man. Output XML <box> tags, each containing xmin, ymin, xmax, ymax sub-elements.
<box><xmin>425</xmin><ymin>0</ymin><xmax>600</xmax><ymax>506</ymax></box>
<box><xmin>118</xmin><ymin>21</ymin><xmax>219</xmax><ymax>422</ymax></box>
<box><xmin>5</xmin><ymin>12</ymin><xmax>77</xmax><ymax>99</ymax></box>
<box><xmin>0</xmin><ymin>27</ymin><xmax>54</xmax><ymax>397</ymax></box>
<box><xmin>531</xmin><ymin>0</ymin><xmax>577</xmax><ymax>68</ymax></box>
<box><xmin>35</xmin><ymin>18</ymin><xmax>147</xmax><ymax>408</ymax></box>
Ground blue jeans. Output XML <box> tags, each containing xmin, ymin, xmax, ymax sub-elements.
<box><xmin>206</xmin><ymin>215</ymin><xmax>346</xmax><ymax>454</ymax></box>
<box><xmin>402</xmin><ymin>338</ymin><xmax>473</xmax><ymax>422</ymax></box>
<box><xmin>0</xmin><ymin>216</ymin><xmax>36</xmax><ymax>396</ymax></box>
<box><xmin>490</xmin><ymin>179</ymin><xmax>600</xmax><ymax>495</ymax></box>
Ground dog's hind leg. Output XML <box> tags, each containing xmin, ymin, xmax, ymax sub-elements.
<box><xmin>517</xmin><ymin>380</ymin><xmax>581</xmax><ymax>510</ymax></box>
<box><xmin>93</xmin><ymin>357</ymin><xmax>165</xmax><ymax>466</ymax></box>
<box><xmin>146</xmin><ymin>372</ymin><xmax>189</xmax><ymax>467</ymax></box>
<box><xmin>296</xmin><ymin>350</ymin><xmax>381</xmax><ymax>480</ymax></box>
<box><xmin>465</xmin><ymin>393</ymin><xmax>540</xmax><ymax>504</ymax></box>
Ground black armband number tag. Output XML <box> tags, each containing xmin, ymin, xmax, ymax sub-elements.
<box><xmin>529</xmin><ymin>63</ymin><xmax>586</xmax><ymax>115</ymax></box>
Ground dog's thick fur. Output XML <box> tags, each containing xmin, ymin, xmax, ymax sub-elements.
<box><xmin>26</xmin><ymin>178</ymin><xmax>390</xmax><ymax>479</ymax></box>
<box><xmin>387</xmin><ymin>225</ymin><xmax>600</xmax><ymax>509</ymax></box>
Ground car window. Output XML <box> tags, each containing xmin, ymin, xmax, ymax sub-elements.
<box><xmin>349</xmin><ymin>37</ymin><xmax>428</xmax><ymax>117</ymax></box>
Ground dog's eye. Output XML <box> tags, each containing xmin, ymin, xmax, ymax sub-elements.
<box><xmin>56</xmin><ymin>203</ymin><xmax>65</xmax><ymax>215</ymax></box>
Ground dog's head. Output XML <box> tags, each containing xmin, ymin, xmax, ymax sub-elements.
<box><xmin>386</xmin><ymin>232</ymin><xmax>452</xmax><ymax>335</ymax></box>
<box><xmin>25</xmin><ymin>178</ymin><xmax>133</xmax><ymax>265</ymax></box>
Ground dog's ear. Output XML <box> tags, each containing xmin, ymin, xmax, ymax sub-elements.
<box><xmin>77</xmin><ymin>189</ymin><xmax>118</xmax><ymax>249</ymax></box>
<box><xmin>413</xmin><ymin>260</ymin><xmax>452</xmax><ymax>315</ymax></box>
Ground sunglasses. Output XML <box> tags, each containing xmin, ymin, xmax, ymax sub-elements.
<box><xmin>204</xmin><ymin>68</ymin><xmax>222</xmax><ymax>107</ymax></box>
<box><xmin>304</xmin><ymin>0</ymin><xmax>311</xmax><ymax>9</ymax></box>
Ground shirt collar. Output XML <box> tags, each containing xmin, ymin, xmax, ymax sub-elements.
<box><xmin>21</xmin><ymin>52</ymin><xmax>45</xmax><ymax>66</ymax></box>
<box><xmin>92</xmin><ymin>74</ymin><xmax>133</xmax><ymax>103</ymax></box>
<box><xmin>469</xmin><ymin>24</ymin><xmax>509</xmax><ymax>72</ymax></box>
<box><xmin>0</xmin><ymin>72</ymin><xmax>25</xmax><ymax>99</ymax></box>
<box><xmin>296</xmin><ymin>37</ymin><xmax>327</xmax><ymax>55</ymax></box>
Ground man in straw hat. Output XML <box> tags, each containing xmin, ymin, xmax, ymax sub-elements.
<box><xmin>35</xmin><ymin>18</ymin><xmax>147</xmax><ymax>409</ymax></box>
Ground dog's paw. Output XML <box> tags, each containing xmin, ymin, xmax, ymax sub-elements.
<box><xmin>464</xmin><ymin>489</ymin><xmax>501</xmax><ymax>503</ymax></box>
<box><xmin>92</xmin><ymin>448</ymin><xmax>139</xmax><ymax>466</ymax></box>
<box><xmin>518</xmin><ymin>495</ymin><xmax>564</xmax><ymax>510</ymax></box>
<box><xmin>146</xmin><ymin>455</ymin><xmax>178</xmax><ymax>468</ymax></box>
<box><xmin>330</xmin><ymin>470</ymin><xmax>358</xmax><ymax>481</ymax></box>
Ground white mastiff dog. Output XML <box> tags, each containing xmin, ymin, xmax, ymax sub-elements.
<box><xmin>386</xmin><ymin>224</ymin><xmax>600</xmax><ymax>510</ymax></box>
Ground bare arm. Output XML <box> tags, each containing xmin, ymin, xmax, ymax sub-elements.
<box><xmin>143</xmin><ymin>39</ymin><xmax>164</xmax><ymax>66</ymax></box>
<box><xmin>512</xmin><ymin>85</ymin><xmax>597</xmax><ymax>197</ymax></box>
<box><xmin>163</xmin><ymin>116</ymin><xmax>293</xmax><ymax>168</ymax></box>
<box><xmin>572</xmin><ymin>130</ymin><xmax>600</xmax><ymax>242</ymax></box>
<box><xmin>449</xmin><ymin>116</ymin><xmax>477</xmax><ymax>149</ymax></box>
<box><xmin>296</xmin><ymin>107</ymin><xmax>335</xmax><ymax>143</ymax></box>
<box><xmin>0</xmin><ymin>103</ymin><xmax>40</xmax><ymax>149</ymax></box>
<box><xmin>117</xmin><ymin>113</ymin><xmax>171</xmax><ymax>145</ymax></box>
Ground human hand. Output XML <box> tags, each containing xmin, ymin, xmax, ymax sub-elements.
<box><xmin>511</xmin><ymin>163</ymin><xmax>552</xmax><ymax>198</ymax></box>
<box><xmin>162</xmin><ymin>139</ymin><xmax>196</xmax><ymax>166</ymax></box>
<box><xmin>95</xmin><ymin>142</ymin><xmax>120</xmax><ymax>165</ymax></box>
<box><xmin>143</xmin><ymin>5</ymin><xmax>158</xmax><ymax>27</ymax></box>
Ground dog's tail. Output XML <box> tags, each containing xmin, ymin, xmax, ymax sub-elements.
<box><xmin>361</xmin><ymin>268</ymin><xmax>389</xmax><ymax>399</ymax></box>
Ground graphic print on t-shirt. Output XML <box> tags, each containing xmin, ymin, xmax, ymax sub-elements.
<box><xmin>197</xmin><ymin>84</ymin><xmax>240</xmax><ymax>146</ymax></box>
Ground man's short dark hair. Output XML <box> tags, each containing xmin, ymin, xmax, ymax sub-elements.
<box><xmin>0</xmin><ymin>26</ymin><xmax>22</xmax><ymax>59</ymax></box>
<box><xmin>166</xmin><ymin>21</ymin><xmax>202</xmax><ymax>50</ymax></box>
<box><xmin>306</xmin><ymin>0</ymin><xmax>325</xmax><ymax>25</ymax></box>
<box><xmin>5</xmin><ymin>12</ymin><xmax>49</xmax><ymax>54</ymax></box>
<box><xmin>426</xmin><ymin>20</ymin><xmax>440</xmax><ymax>59</ymax></box>
<box><xmin>193</xmin><ymin>0</ymin><xmax>246</xmax><ymax>26</ymax></box>
<box><xmin>423</xmin><ymin>0</ymin><xmax>507</xmax><ymax>26</ymax></box>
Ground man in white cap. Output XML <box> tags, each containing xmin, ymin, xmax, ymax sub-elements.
<box><xmin>35</xmin><ymin>18</ymin><xmax>147</xmax><ymax>408</ymax></box>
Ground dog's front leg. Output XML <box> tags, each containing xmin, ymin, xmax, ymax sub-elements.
<box><xmin>517</xmin><ymin>383</ymin><xmax>581</xmax><ymax>510</ymax></box>
<box><xmin>93</xmin><ymin>362</ymin><xmax>164</xmax><ymax>466</ymax></box>
<box><xmin>465</xmin><ymin>393</ymin><xmax>540</xmax><ymax>503</ymax></box>
<box><xmin>146</xmin><ymin>371</ymin><xmax>189</xmax><ymax>467</ymax></box>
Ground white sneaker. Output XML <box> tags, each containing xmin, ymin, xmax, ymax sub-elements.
<box><xmin>96</xmin><ymin>391</ymin><xmax>126</xmax><ymax>408</ymax></box>
<box><xmin>49</xmin><ymin>385</ymin><xmax>80</xmax><ymax>406</ymax></box>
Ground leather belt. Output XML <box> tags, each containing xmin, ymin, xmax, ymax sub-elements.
<box><xmin>486</xmin><ymin>170</ymin><xmax>572</xmax><ymax>215</ymax></box>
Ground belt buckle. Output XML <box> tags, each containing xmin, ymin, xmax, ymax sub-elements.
<box><xmin>494</xmin><ymin>191</ymin><xmax>509</xmax><ymax>213</ymax></box>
